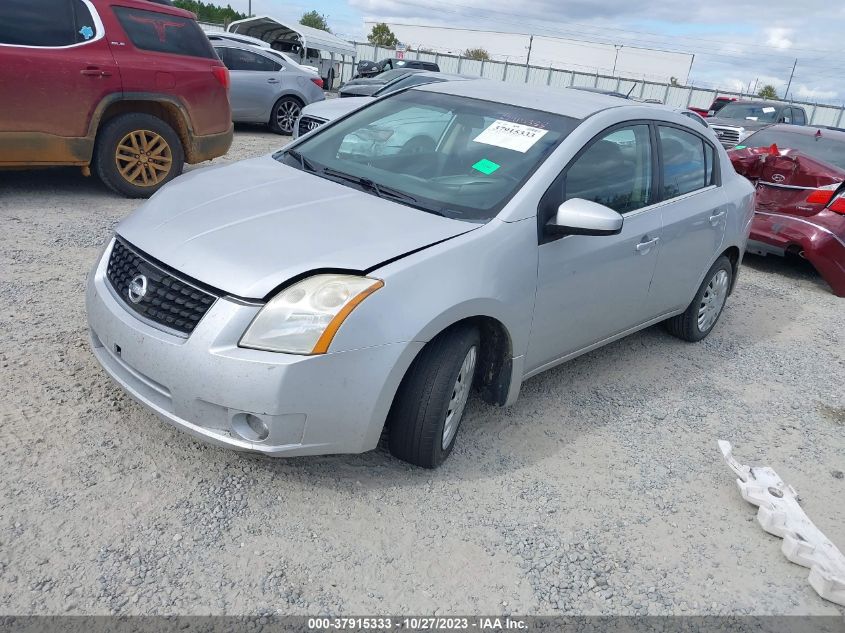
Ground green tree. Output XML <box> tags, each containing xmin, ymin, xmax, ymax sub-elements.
<box><xmin>758</xmin><ymin>84</ymin><xmax>779</xmax><ymax>99</ymax></box>
<box><xmin>300</xmin><ymin>10</ymin><xmax>331</xmax><ymax>32</ymax></box>
<box><xmin>463</xmin><ymin>47</ymin><xmax>490</xmax><ymax>61</ymax></box>
<box><xmin>172</xmin><ymin>1</ymin><xmax>245</xmax><ymax>25</ymax></box>
<box><xmin>669</xmin><ymin>76</ymin><xmax>680</xmax><ymax>87</ymax></box>
<box><xmin>367</xmin><ymin>23</ymin><xmax>398</xmax><ymax>48</ymax></box>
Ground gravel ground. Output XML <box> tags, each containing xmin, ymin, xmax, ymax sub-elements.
<box><xmin>0</xmin><ymin>128</ymin><xmax>843</xmax><ymax>617</ymax></box>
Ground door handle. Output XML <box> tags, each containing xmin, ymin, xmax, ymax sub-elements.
<box><xmin>635</xmin><ymin>237</ymin><xmax>660</xmax><ymax>253</ymax></box>
<box><xmin>267</xmin><ymin>78</ymin><xmax>280</xmax><ymax>83</ymax></box>
<box><xmin>709</xmin><ymin>210</ymin><xmax>726</xmax><ymax>225</ymax></box>
<box><xmin>80</xmin><ymin>68</ymin><xmax>112</xmax><ymax>77</ymax></box>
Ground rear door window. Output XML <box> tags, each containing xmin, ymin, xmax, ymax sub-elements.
<box><xmin>219</xmin><ymin>47</ymin><xmax>281</xmax><ymax>72</ymax></box>
<box><xmin>0</xmin><ymin>0</ymin><xmax>98</xmax><ymax>46</ymax></box>
<box><xmin>113</xmin><ymin>6</ymin><xmax>215</xmax><ymax>59</ymax></box>
<box><xmin>793</xmin><ymin>109</ymin><xmax>807</xmax><ymax>125</ymax></box>
<box><xmin>658</xmin><ymin>126</ymin><xmax>714</xmax><ymax>198</ymax></box>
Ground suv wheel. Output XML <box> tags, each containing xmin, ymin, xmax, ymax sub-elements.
<box><xmin>665</xmin><ymin>255</ymin><xmax>733</xmax><ymax>342</ymax></box>
<box><xmin>270</xmin><ymin>97</ymin><xmax>302</xmax><ymax>135</ymax></box>
<box><xmin>387</xmin><ymin>325</ymin><xmax>480</xmax><ymax>468</ymax></box>
<box><xmin>94</xmin><ymin>113</ymin><xmax>184</xmax><ymax>198</ymax></box>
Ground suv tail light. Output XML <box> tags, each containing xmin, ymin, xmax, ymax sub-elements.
<box><xmin>212</xmin><ymin>65</ymin><xmax>230</xmax><ymax>90</ymax></box>
<box><xmin>310</xmin><ymin>77</ymin><xmax>324</xmax><ymax>89</ymax></box>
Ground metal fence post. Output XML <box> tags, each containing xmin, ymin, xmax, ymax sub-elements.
<box><xmin>480</xmin><ymin>58</ymin><xmax>485</xmax><ymax>78</ymax></box>
<box><xmin>457</xmin><ymin>55</ymin><xmax>462</xmax><ymax>74</ymax></box>
<box><xmin>503</xmin><ymin>60</ymin><xmax>509</xmax><ymax>82</ymax></box>
<box><xmin>663</xmin><ymin>83</ymin><xmax>670</xmax><ymax>104</ymax></box>
<box><xmin>838</xmin><ymin>107</ymin><xmax>845</xmax><ymax>129</ymax></box>
<box><xmin>547</xmin><ymin>65</ymin><xmax>553</xmax><ymax>86</ymax></box>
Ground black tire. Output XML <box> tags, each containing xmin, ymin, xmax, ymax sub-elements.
<box><xmin>387</xmin><ymin>325</ymin><xmax>480</xmax><ymax>468</ymax></box>
<box><xmin>270</xmin><ymin>96</ymin><xmax>303</xmax><ymax>135</ymax></box>
<box><xmin>94</xmin><ymin>112</ymin><xmax>184</xmax><ymax>198</ymax></box>
<box><xmin>665</xmin><ymin>255</ymin><xmax>733</xmax><ymax>342</ymax></box>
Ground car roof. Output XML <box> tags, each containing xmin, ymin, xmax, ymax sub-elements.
<box><xmin>414</xmin><ymin>80</ymin><xmax>634</xmax><ymax>119</ymax></box>
<box><xmin>760</xmin><ymin>124</ymin><xmax>845</xmax><ymax>140</ymax></box>
<box><xmin>207</xmin><ymin>32</ymin><xmax>271</xmax><ymax>48</ymax></box>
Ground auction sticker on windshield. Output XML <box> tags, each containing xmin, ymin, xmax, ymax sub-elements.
<box><xmin>473</xmin><ymin>120</ymin><xmax>548</xmax><ymax>153</ymax></box>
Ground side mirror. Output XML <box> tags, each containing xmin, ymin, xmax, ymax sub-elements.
<box><xmin>545</xmin><ymin>198</ymin><xmax>624</xmax><ymax>237</ymax></box>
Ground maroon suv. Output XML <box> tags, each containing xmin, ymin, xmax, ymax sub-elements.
<box><xmin>0</xmin><ymin>0</ymin><xmax>233</xmax><ymax>197</ymax></box>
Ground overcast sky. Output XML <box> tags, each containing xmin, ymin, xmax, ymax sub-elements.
<box><xmin>226</xmin><ymin>0</ymin><xmax>845</xmax><ymax>104</ymax></box>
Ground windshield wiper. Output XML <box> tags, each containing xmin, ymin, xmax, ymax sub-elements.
<box><xmin>286</xmin><ymin>149</ymin><xmax>318</xmax><ymax>173</ymax></box>
<box><xmin>320</xmin><ymin>167</ymin><xmax>419</xmax><ymax>205</ymax></box>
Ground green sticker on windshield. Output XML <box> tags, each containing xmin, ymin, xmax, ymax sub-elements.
<box><xmin>473</xmin><ymin>159</ymin><xmax>500</xmax><ymax>175</ymax></box>
<box><xmin>734</xmin><ymin>145</ymin><xmax>747</xmax><ymax>150</ymax></box>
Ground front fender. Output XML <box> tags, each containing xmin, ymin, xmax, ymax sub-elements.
<box><xmin>329</xmin><ymin>217</ymin><xmax>539</xmax><ymax>358</ymax></box>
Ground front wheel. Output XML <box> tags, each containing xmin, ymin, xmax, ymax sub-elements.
<box><xmin>387</xmin><ymin>326</ymin><xmax>480</xmax><ymax>468</ymax></box>
<box><xmin>270</xmin><ymin>96</ymin><xmax>302</xmax><ymax>135</ymax></box>
<box><xmin>665</xmin><ymin>255</ymin><xmax>733</xmax><ymax>342</ymax></box>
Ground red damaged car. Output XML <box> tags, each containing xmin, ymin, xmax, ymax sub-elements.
<box><xmin>728</xmin><ymin>125</ymin><xmax>845</xmax><ymax>297</ymax></box>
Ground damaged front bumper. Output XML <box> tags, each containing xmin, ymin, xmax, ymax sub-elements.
<box><xmin>719</xmin><ymin>440</ymin><xmax>845</xmax><ymax>607</ymax></box>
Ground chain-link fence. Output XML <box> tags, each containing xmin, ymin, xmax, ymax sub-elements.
<box><xmin>340</xmin><ymin>43</ymin><xmax>845</xmax><ymax>128</ymax></box>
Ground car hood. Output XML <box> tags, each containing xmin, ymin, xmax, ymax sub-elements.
<box><xmin>302</xmin><ymin>96</ymin><xmax>372</xmax><ymax>122</ymax></box>
<box><xmin>116</xmin><ymin>156</ymin><xmax>478</xmax><ymax>299</ymax></box>
<box><xmin>708</xmin><ymin>117</ymin><xmax>770</xmax><ymax>130</ymax></box>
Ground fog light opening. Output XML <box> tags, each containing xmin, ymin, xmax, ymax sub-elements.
<box><xmin>231</xmin><ymin>413</ymin><xmax>270</xmax><ymax>442</ymax></box>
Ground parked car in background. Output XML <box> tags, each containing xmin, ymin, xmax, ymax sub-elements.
<box><xmin>729</xmin><ymin>125</ymin><xmax>845</xmax><ymax>296</ymax></box>
<box><xmin>212</xmin><ymin>42</ymin><xmax>324</xmax><ymax>134</ymax></box>
<box><xmin>338</xmin><ymin>69</ymin><xmax>425</xmax><ymax>98</ymax></box>
<box><xmin>296</xmin><ymin>72</ymin><xmax>474</xmax><ymax>138</ymax></box>
<box><xmin>376</xmin><ymin>58</ymin><xmax>441</xmax><ymax>73</ymax></box>
<box><xmin>0</xmin><ymin>0</ymin><xmax>233</xmax><ymax>197</ymax></box>
<box><xmin>207</xmin><ymin>32</ymin><xmax>320</xmax><ymax>75</ymax></box>
<box><xmin>87</xmin><ymin>82</ymin><xmax>753</xmax><ymax>468</ymax></box>
<box><xmin>689</xmin><ymin>96</ymin><xmax>737</xmax><ymax>118</ymax></box>
<box><xmin>709</xmin><ymin>101</ymin><xmax>807</xmax><ymax>149</ymax></box>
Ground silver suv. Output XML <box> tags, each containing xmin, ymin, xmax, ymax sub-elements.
<box><xmin>212</xmin><ymin>42</ymin><xmax>325</xmax><ymax>134</ymax></box>
<box><xmin>86</xmin><ymin>81</ymin><xmax>754</xmax><ymax>468</ymax></box>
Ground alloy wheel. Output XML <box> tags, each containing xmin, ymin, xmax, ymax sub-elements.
<box><xmin>442</xmin><ymin>346</ymin><xmax>477</xmax><ymax>450</ymax></box>
<box><xmin>698</xmin><ymin>269</ymin><xmax>729</xmax><ymax>332</ymax></box>
<box><xmin>115</xmin><ymin>130</ymin><xmax>173</xmax><ymax>188</ymax></box>
<box><xmin>276</xmin><ymin>101</ymin><xmax>301</xmax><ymax>134</ymax></box>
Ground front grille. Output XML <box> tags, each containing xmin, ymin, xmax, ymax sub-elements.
<box><xmin>297</xmin><ymin>116</ymin><xmax>326</xmax><ymax>137</ymax></box>
<box><xmin>106</xmin><ymin>239</ymin><xmax>217</xmax><ymax>336</ymax></box>
<box><xmin>711</xmin><ymin>126</ymin><xmax>741</xmax><ymax>149</ymax></box>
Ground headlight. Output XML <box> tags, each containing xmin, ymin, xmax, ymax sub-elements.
<box><xmin>239</xmin><ymin>274</ymin><xmax>383</xmax><ymax>354</ymax></box>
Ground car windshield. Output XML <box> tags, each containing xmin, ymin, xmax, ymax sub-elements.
<box><xmin>717</xmin><ymin>103</ymin><xmax>779</xmax><ymax>123</ymax></box>
<box><xmin>741</xmin><ymin>129</ymin><xmax>845</xmax><ymax>170</ymax></box>
<box><xmin>275</xmin><ymin>90</ymin><xmax>578</xmax><ymax>221</ymax></box>
<box><xmin>374</xmin><ymin>69</ymin><xmax>414</xmax><ymax>83</ymax></box>
<box><xmin>372</xmin><ymin>74</ymin><xmax>444</xmax><ymax>97</ymax></box>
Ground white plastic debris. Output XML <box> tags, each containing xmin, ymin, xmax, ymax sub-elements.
<box><xmin>719</xmin><ymin>440</ymin><xmax>845</xmax><ymax>606</ymax></box>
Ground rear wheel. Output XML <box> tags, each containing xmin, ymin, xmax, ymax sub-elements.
<box><xmin>94</xmin><ymin>113</ymin><xmax>184</xmax><ymax>198</ymax></box>
<box><xmin>387</xmin><ymin>326</ymin><xmax>480</xmax><ymax>468</ymax></box>
<box><xmin>270</xmin><ymin>96</ymin><xmax>302</xmax><ymax>135</ymax></box>
<box><xmin>665</xmin><ymin>255</ymin><xmax>733</xmax><ymax>342</ymax></box>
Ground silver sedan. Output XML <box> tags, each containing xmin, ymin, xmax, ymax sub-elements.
<box><xmin>212</xmin><ymin>42</ymin><xmax>325</xmax><ymax>134</ymax></box>
<box><xmin>86</xmin><ymin>81</ymin><xmax>754</xmax><ymax>468</ymax></box>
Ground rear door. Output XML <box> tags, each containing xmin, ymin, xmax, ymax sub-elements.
<box><xmin>0</xmin><ymin>0</ymin><xmax>121</xmax><ymax>163</ymax></box>
<box><xmin>215</xmin><ymin>46</ymin><xmax>282</xmax><ymax>121</ymax></box>
<box><xmin>646</xmin><ymin>124</ymin><xmax>727</xmax><ymax>315</ymax></box>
